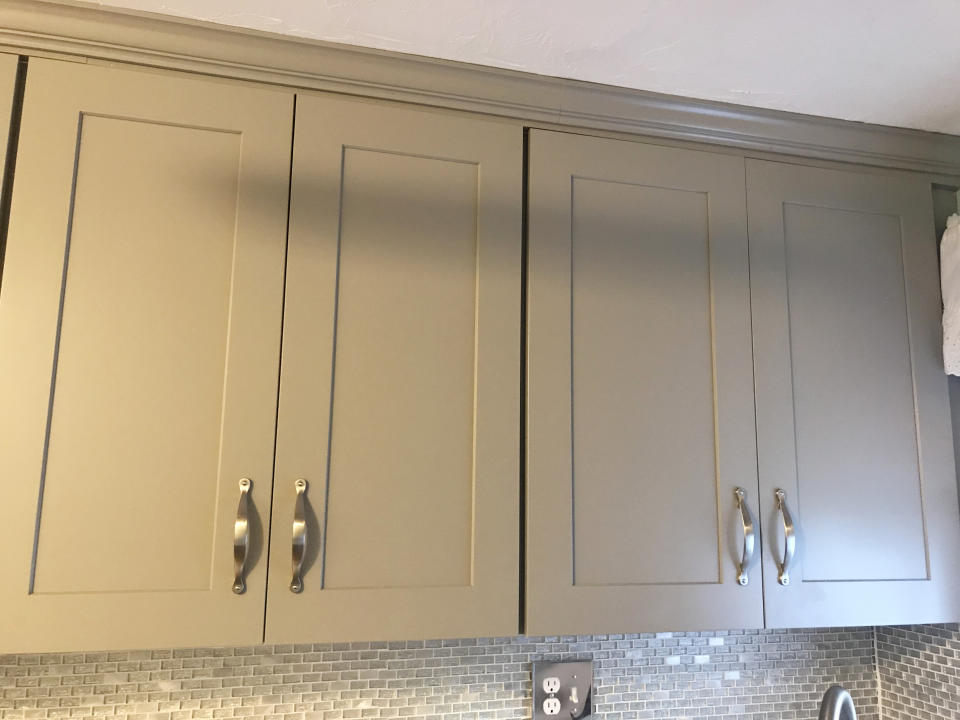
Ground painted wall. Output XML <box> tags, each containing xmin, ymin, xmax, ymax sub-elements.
<box><xmin>78</xmin><ymin>0</ymin><xmax>960</xmax><ymax>134</ymax></box>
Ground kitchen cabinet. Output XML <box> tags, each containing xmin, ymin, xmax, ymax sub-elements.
<box><xmin>1</xmin><ymin>50</ymin><xmax>957</xmax><ymax>652</ymax></box>
<box><xmin>526</xmin><ymin>129</ymin><xmax>763</xmax><ymax>634</ymax></box>
<box><xmin>265</xmin><ymin>93</ymin><xmax>522</xmax><ymax>642</ymax></box>
<box><xmin>527</xmin><ymin>131</ymin><xmax>960</xmax><ymax>634</ymax></box>
<box><xmin>0</xmin><ymin>60</ymin><xmax>521</xmax><ymax>653</ymax></box>
<box><xmin>748</xmin><ymin>159</ymin><xmax>960</xmax><ymax>627</ymax></box>
<box><xmin>0</xmin><ymin>59</ymin><xmax>293</xmax><ymax>651</ymax></box>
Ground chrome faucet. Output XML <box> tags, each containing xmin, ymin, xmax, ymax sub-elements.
<box><xmin>819</xmin><ymin>686</ymin><xmax>858</xmax><ymax>720</ymax></box>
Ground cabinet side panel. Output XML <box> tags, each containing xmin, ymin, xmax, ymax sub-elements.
<box><xmin>0</xmin><ymin>53</ymin><xmax>19</xmax><ymax>236</ymax></box>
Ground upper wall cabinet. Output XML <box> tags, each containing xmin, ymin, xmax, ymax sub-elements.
<box><xmin>0</xmin><ymin>59</ymin><xmax>293</xmax><ymax>652</ymax></box>
<box><xmin>1</xmin><ymin>53</ymin><xmax>956</xmax><ymax>653</ymax></box>
<box><xmin>264</xmin><ymin>94</ymin><xmax>522</xmax><ymax>642</ymax></box>
<box><xmin>748</xmin><ymin>160</ymin><xmax>960</xmax><ymax>627</ymax></box>
<box><xmin>526</xmin><ymin>130</ymin><xmax>762</xmax><ymax>634</ymax></box>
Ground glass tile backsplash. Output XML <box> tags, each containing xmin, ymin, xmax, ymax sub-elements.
<box><xmin>0</xmin><ymin>627</ymin><xmax>884</xmax><ymax>720</ymax></box>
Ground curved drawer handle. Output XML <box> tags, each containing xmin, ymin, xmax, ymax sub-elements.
<box><xmin>775</xmin><ymin>488</ymin><xmax>796</xmax><ymax>586</ymax></box>
<box><xmin>733</xmin><ymin>487</ymin><xmax>755</xmax><ymax>586</ymax></box>
<box><xmin>290</xmin><ymin>478</ymin><xmax>308</xmax><ymax>593</ymax></box>
<box><xmin>232</xmin><ymin>478</ymin><xmax>252</xmax><ymax>595</ymax></box>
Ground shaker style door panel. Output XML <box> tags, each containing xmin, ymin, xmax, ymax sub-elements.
<box><xmin>526</xmin><ymin>130</ymin><xmax>762</xmax><ymax>634</ymax></box>
<box><xmin>0</xmin><ymin>59</ymin><xmax>292</xmax><ymax>651</ymax></box>
<box><xmin>265</xmin><ymin>94</ymin><xmax>521</xmax><ymax>642</ymax></box>
<box><xmin>748</xmin><ymin>159</ymin><xmax>960</xmax><ymax>627</ymax></box>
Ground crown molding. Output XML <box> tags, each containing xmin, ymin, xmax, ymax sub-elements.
<box><xmin>1</xmin><ymin>0</ymin><xmax>959</xmax><ymax>176</ymax></box>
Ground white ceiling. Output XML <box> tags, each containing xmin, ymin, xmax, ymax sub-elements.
<box><xmin>81</xmin><ymin>0</ymin><xmax>960</xmax><ymax>134</ymax></box>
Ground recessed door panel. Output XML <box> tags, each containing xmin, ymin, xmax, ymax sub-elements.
<box><xmin>782</xmin><ymin>202</ymin><xmax>925</xmax><ymax>582</ymax></box>
<box><xmin>323</xmin><ymin>148</ymin><xmax>478</xmax><ymax>591</ymax></box>
<box><xmin>32</xmin><ymin>116</ymin><xmax>239</xmax><ymax>595</ymax></box>
<box><xmin>570</xmin><ymin>178</ymin><xmax>718</xmax><ymax>587</ymax></box>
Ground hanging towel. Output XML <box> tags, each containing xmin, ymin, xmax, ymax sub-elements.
<box><xmin>942</xmin><ymin>213</ymin><xmax>960</xmax><ymax>375</ymax></box>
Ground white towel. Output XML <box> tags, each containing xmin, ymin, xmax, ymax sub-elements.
<box><xmin>942</xmin><ymin>214</ymin><xmax>960</xmax><ymax>375</ymax></box>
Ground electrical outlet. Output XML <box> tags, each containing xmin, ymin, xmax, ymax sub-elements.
<box><xmin>542</xmin><ymin>677</ymin><xmax>561</xmax><ymax>694</ymax></box>
<box><xmin>532</xmin><ymin>660</ymin><xmax>593</xmax><ymax>720</ymax></box>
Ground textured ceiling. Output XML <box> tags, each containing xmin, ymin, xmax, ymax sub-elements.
<box><xmin>81</xmin><ymin>0</ymin><xmax>960</xmax><ymax>134</ymax></box>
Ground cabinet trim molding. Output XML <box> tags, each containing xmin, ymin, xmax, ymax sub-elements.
<box><xmin>2</xmin><ymin>0</ymin><xmax>960</xmax><ymax>176</ymax></box>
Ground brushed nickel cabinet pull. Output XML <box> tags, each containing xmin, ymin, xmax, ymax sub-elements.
<box><xmin>733</xmin><ymin>487</ymin><xmax>755</xmax><ymax>586</ymax></box>
<box><xmin>290</xmin><ymin>478</ymin><xmax>308</xmax><ymax>593</ymax></box>
<box><xmin>232</xmin><ymin>478</ymin><xmax>252</xmax><ymax>594</ymax></box>
<box><xmin>775</xmin><ymin>488</ymin><xmax>796</xmax><ymax>586</ymax></box>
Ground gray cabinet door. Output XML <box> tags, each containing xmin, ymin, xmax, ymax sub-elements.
<box><xmin>0</xmin><ymin>59</ymin><xmax>292</xmax><ymax>651</ymax></box>
<box><xmin>527</xmin><ymin>130</ymin><xmax>762</xmax><ymax>634</ymax></box>
<box><xmin>748</xmin><ymin>159</ymin><xmax>960</xmax><ymax>627</ymax></box>
<box><xmin>265</xmin><ymin>93</ymin><xmax>522</xmax><ymax>642</ymax></box>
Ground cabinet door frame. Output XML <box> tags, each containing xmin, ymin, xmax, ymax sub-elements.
<box><xmin>265</xmin><ymin>93</ymin><xmax>522</xmax><ymax>643</ymax></box>
<box><xmin>0</xmin><ymin>53</ymin><xmax>19</xmax><ymax>209</ymax></box>
<box><xmin>0</xmin><ymin>59</ymin><xmax>292</xmax><ymax>652</ymax></box>
<box><xmin>748</xmin><ymin>159</ymin><xmax>960</xmax><ymax>627</ymax></box>
<box><xmin>526</xmin><ymin>129</ymin><xmax>763</xmax><ymax>635</ymax></box>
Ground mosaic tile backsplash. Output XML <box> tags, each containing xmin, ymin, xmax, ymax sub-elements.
<box><xmin>877</xmin><ymin>624</ymin><xmax>960</xmax><ymax>720</ymax></box>
<box><xmin>0</xmin><ymin>628</ymin><xmax>881</xmax><ymax>720</ymax></box>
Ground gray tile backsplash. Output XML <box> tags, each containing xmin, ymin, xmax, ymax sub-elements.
<box><xmin>877</xmin><ymin>624</ymin><xmax>960</xmax><ymax>720</ymax></box>
<box><xmin>1</xmin><ymin>628</ymin><xmax>880</xmax><ymax>720</ymax></box>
